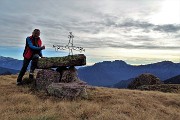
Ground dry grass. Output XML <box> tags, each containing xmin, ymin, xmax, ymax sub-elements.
<box><xmin>0</xmin><ymin>74</ymin><xmax>180</xmax><ymax>120</ymax></box>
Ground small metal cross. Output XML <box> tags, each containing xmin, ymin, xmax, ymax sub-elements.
<box><xmin>53</xmin><ymin>32</ymin><xmax>85</xmax><ymax>55</ymax></box>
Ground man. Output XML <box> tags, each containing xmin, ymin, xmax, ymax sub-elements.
<box><xmin>16</xmin><ymin>29</ymin><xmax>45</xmax><ymax>85</ymax></box>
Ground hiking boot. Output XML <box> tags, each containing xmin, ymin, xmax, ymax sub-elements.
<box><xmin>29</xmin><ymin>72</ymin><xmax>34</xmax><ymax>79</ymax></box>
<box><xmin>16</xmin><ymin>81</ymin><xmax>23</xmax><ymax>86</ymax></box>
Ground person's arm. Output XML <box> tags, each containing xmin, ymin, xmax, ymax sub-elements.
<box><xmin>39</xmin><ymin>50</ymin><xmax>43</xmax><ymax>58</ymax></box>
<box><xmin>26</xmin><ymin>37</ymin><xmax>42</xmax><ymax>50</ymax></box>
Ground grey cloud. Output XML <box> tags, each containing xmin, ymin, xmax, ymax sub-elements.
<box><xmin>103</xmin><ymin>18</ymin><xmax>180</xmax><ymax>33</ymax></box>
<box><xmin>117</xmin><ymin>19</ymin><xmax>154</xmax><ymax>28</ymax></box>
<box><xmin>153</xmin><ymin>24</ymin><xmax>180</xmax><ymax>33</ymax></box>
<box><xmin>175</xmin><ymin>34</ymin><xmax>180</xmax><ymax>38</ymax></box>
<box><xmin>106</xmin><ymin>42</ymin><xmax>180</xmax><ymax>50</ymax></box>
<box><xmin>0</xmin><ymin>0</ymin><xmax>180</xmax><ymax>51</ymax></box>
<box><xmin>127</xmin><ymin>35</ymin><xmax>155</xmax><ymax>42</ymax></box>
<box><xmin>78</xmin><ymin>17</ymin><xmax>180</xmax><ymax>36</ymax></box>
<box><xmin>73</xmin><ymin>36</ymin><xmax>180</xmax><ymax>50</ymax></box>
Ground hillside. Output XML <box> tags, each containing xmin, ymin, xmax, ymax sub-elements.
<box><xmin>0</xmin><ymin>56</ymin><xmax>24</xmax><ymax>70</ymax></box>
<box><xmin>112</xmin><ymin>78</ymin><xmax>134</xmax><ymax>88</ymax></box>
<box><xmin>0</xmin><ymin>66</ymin><xmax>19</xmax><ymax>75</ymax></box>
<box><xmin>0</xmin><ymin>74</ymin><xmax>180</xmax><ymax>120</ymax></box>
<box><xmin>164</xmin><ymin>75</ymin><xmax>180</xmax><ymax>84</ymax></box>
<box><xmin>78</xmin><ymin>60</ymin><xmax>180</xmax><ymax>86</ymax></box>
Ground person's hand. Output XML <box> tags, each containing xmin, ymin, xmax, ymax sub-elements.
<box><xmin>41</xmin><ymin>45</ymin><xmax>45</xmax><ymax>50</ymax></box>
<box><xmin>41</xmin><ymin>56</ymin><xmax>46</xmax><ymax>58</ymax></box>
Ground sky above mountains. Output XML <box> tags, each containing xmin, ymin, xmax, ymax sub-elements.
<box><xmin>0</xmin><ymin>0</ymin><xmax>180</xmax><ymax>65</ymax></box>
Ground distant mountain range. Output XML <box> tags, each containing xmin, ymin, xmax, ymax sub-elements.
<box><xmin>0</xmin><ymin>56</ymin><xmax>24</xmax><ymax>75</ymax></box>
<box><xmin>78</xmin><ymin>60</ymin><xmax>180</xmax><ymax>87</ymax></box>
<box><xmin>0</xmin><ymin>56</ymin><xmax>24</xmax><ymax>70</ymax></box>
<box><xmin>0</xmin><ymin>56</ymin><xmax>179</xmax><ymax>86</ymax></box>
<box><xmin>0</xmin><ymin>66</ymin><xmax>19</xmax><ymax>75</ymax></box>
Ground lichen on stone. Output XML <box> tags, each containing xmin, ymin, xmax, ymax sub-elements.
<box><xmin>37</xmin><ymin>54</ymin><xmax>86</xmax><ymax>69</ymax></box>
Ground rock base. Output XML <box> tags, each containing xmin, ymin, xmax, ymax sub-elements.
<box><xmin>36</xmin><ymin>69</ymin><xmax>60</xmax><ymax>90</ymax></box>
<box><xmin>47</xmin><ymin>82</ymin><xmax>88</xmax><ymax>100</ymax></box>
<box><xmin>35</xmin><ymin>66</ymin><xmax>88</xmax><ymax>99</ymax></box>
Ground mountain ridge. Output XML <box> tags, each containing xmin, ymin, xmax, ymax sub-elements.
<box><xmin>78</xmin><ymin>60</ymin><xmax>180</xmax><ymax>86</ymax></box>
<box><xmin>0</xmin><ymin>56</ymin><xmax>28</xmax><ymax>70</ymax></box>
<box><xmin>1</xmin><ymin>56</ymin><xmax>179</xmax><ymax>87</ymax></box>
<box><xmin>0</xmin><ymin>66</ymin><xmax>19</xmax><ymax>75</ymax></box>
<box><xmin>164</xmin><ymin>75</ymin><xmax>180</xmax><ymax>84</ymax></box>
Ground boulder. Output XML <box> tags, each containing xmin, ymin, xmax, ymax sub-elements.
<box><xmin>35</xmin><ymin>67</ymin><xmax>87</xmax><ymax>91</ymax></box>
<box><xmin>59</xmin><ymin>66</ymin><xmax>80</xmax><ymax>83</ymax></box>
<box><xmin>47</xmin><ymin>82</ymin><xmax>88</xmax><ymax>100</ymax></box>
<box><xmin>37</xmin><ymin>54</ymin><xmax>86</xmax><ymax>69</ymax></box>
<box><xmin>128</xmin><ymin>73</ymin><xmax>162</xmax><ymax>89</ymax></box>
<box><xmin>36</xmin><ymin>69</ymin><xmax>61</xmax><ymax>90</ymax></box>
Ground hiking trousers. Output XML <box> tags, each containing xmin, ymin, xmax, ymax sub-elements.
<box><xmin>17</xmin><ymin>54</ymin><xmax>39</xmax><ymax>82</ymax></box>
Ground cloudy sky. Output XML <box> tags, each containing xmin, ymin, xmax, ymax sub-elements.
<box><xmin>0</xmin><ymin>0</ymin><xmax>180</xmax><ymax>65</ymax></box>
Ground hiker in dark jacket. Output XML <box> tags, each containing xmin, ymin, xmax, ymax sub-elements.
<box><xmin>16</xmin><ymin>29</ymin><xmax>45</xmax><ymax>85</ymax></box>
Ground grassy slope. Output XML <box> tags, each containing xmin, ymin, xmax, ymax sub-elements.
<box><xmin>0</xmin><ymin>74</ymin><xmax>180</xmax><ymax>120</ymax></box>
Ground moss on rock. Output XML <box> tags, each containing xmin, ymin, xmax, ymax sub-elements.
<box><xmin>37</xmin><ymin>54</ymin><xmax>86</xmax><ymax>69</ymax></box>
